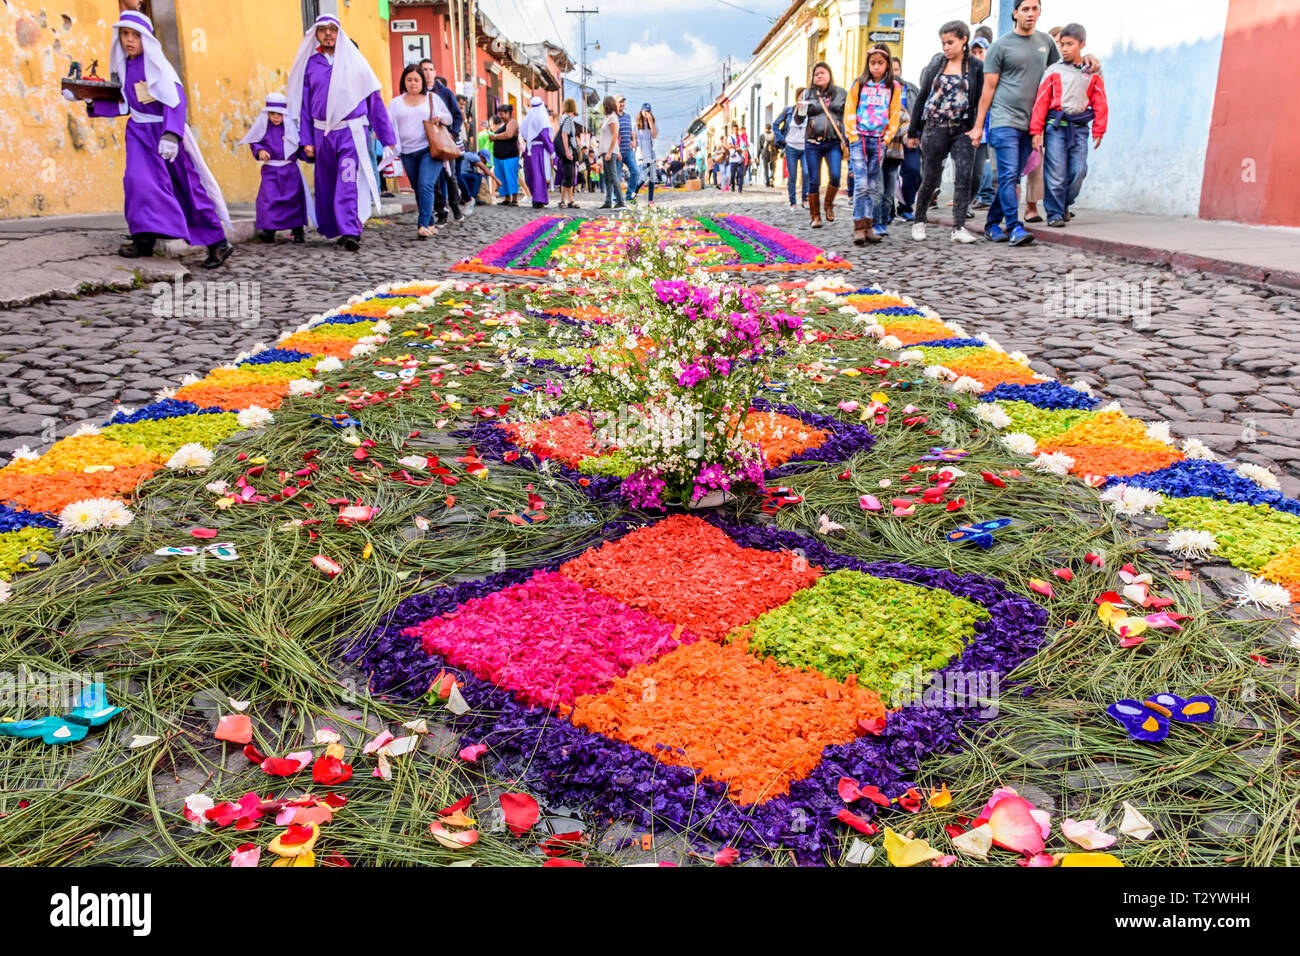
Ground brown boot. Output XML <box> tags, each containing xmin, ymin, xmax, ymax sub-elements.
<box><xmin>809</xmin><ymin>189</ymin><xmax>822</xmax><ymax>228</ymax></box>
<box><xmin>823</xmin><ymin>185</ymin><xmax>838</xmax><ymax>222</ymax></box>
<box><xmin>853</xmin><ymin>218</ymin><xmax>868</xmax><ymax>245</ymax></box>
<box><xmin>863</xmin><ymin>217</ymin><xmax>882</xmax><ymax>243</ymax></box>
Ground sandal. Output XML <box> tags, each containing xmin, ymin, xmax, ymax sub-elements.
<box><xmin>1025</xmin><ymin>214</ymin><xmax>1043</xmax><ymax>223</ymax></box>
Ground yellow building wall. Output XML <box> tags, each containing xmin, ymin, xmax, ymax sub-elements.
<box><xmin>0</xmin><ymin>0</ymin><xmax>393</xmax><ymax>221</ymax></box>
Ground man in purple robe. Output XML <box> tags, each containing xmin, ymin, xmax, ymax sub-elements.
<box><xmin>68</xmin><ymin>10</ymin><xmax>232</xmax><ymax>267</ymax></box>
<box><xmin>240</xmin><ymin>92</ymin><xmax>312</xmax><ymax>243</ymax></box>
<box><xmin>287</xmin><ymin>15</ymin><xmax>397</xmax><ymax>251</ymax></box>
<box><xmin>519</xmin><ymin>97</ymin><xmax>555</xmax><ymax>209</ymax></box>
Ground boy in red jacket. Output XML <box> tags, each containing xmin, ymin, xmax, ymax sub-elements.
<box><xmin>1030</xmin><ymin>23</ymin><xmax>1107</xmax><ymax>226</ymax></box>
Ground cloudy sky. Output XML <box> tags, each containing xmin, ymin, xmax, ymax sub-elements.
<box><xmin>477</xmin><ymin>0</ymin><xmax>791</xmax><ymax>142</ymax></box>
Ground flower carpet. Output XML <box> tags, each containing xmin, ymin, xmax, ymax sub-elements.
<box><xmin>2</xmin><ymin>210</ymin><xmax>1296</xmax><ymax>868</ymax></box>
<box><xmin>451</xmin><ymin>214</ymin><xmax>851</xmax><ymax>276</ymax></box>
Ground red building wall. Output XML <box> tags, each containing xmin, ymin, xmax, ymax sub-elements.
<box><xmin>1199</xmin><ymin>0</ymin><xmax>1300</xmax><ymax>226</ymax></box>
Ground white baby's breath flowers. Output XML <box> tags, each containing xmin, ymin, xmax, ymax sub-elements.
<box><xmin>1232</xmin><ymin>576</ymin><xmax>1292</xmax><ymax>612</ymax></box>
<box><xmin>315</xmin><ymin>356</ymin><xmax>343</xmax><ymax>372</ymax></box>
<box><xmin>288</xmin><ymin>378</ymin><xmax>324</xmax><ymax>396</ymax></box>
<box><xmin>951</xmin><ymin>375</ymin><xmax>984</xmax><ymax>394</ymax></box>
<box><xmin>1164</xmin><ymin>528</ymin><xmax>1219</xmax><ymax>560</ymax></box>
<box><xmin>236</xmin><ymin>405</ymin><xmax>274</xmax><ymax>430</ymax></box>
<box><xmin>972</xmin><ymin>403</ymin><xmax>1012</xmax><ymax>429</ymax></box>
<box><xmin>1031</xmin><ymin>451</ymin><xmax>1076</xmax><ymax>476</ymax></box>
<box><xmin>1235</xmin><ymin>462</ymin><xmax>1281</xmax><ymax>491</ymax></box>
<box><xmin>1180</xmin><ymin>437</ymin><xmax>1217</xmax><ymax>461</ymax></box>
<box><xmin>165</xmin><ymin>443</ymin><xmax>213</xmax><ymax>472</ymax></box>
<box><xmin>1001</xmin><ymin>432</ymin><xmax>1039</xmax><ymax>455</ymax></box>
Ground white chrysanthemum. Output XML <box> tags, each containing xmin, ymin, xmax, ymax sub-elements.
<box><xmin>179</xmin><ymin>373</ymin><xmax>202</xmax><ymax>387</ymax></box>
<box><xmin>1031</xmin><ymin>451</ymin><xmax>1075</xmax><ymax>476</ymax></box>
<box><xmin>350</xmin><ymin>342</ymin><xmax>377</xmax><ymax>357</ymax></box>
<box><xmin>944</xmin><ymin>321</ymin><xmax>970</xmax><ymax>338</ymax></box>
<box><xmin>288</xmin><ymin>378</ymin><xmax>323</xmax><ymax>396</ymax></box>
<box><xmin>1180</xmin><ymin>437</ymin><xmax>1217</xmax><ymax>461</ymax></box>
<box><xmin>951</xmin><ymin>375</ymin><xmax>984</xmax><ymax>394</ymax></box>
<box><xmin>315</xmin><ymin>356</ymin><xmax>343</xmax><ymax>372</ymax></box>
<box><xmin>1001</xmin><ymin>432</ymin><xmax>1038</xmax><ymax>455</ymax></box>
<box><xmin>1145</xmin><ymin>421</ymin><xmax>1175</xmax><ymax>446</ymax></box>
<box><xmin>1232</xmin><ymin>576</ymin><xmax>1292</xmax><ymax>611</ymax></box>
<box><xmin>1102</xmin><ymin>484</ymin><xmax>1165</xmax><ymax>517</ymax></box>
<box><xmin>982</xmin><ymin>336</ymin><xmax>1005</xmax><ymax>353</ymax></box>
<box><xmin>1009</xmin><ymin>350</ymin><xmax>1030</xmax><ymax>365</ymax></box>
<box><xmin>71</xmin><ymin>422</ymin><xmax>100</xmax><ymax>437</ymax></box>
<box><xmin>860</xmin><ymin>321</ymin><xmax>886</xmax><ymax>337</ymax></box>
<box><xmin>923</xmin><ymin>364</ymin><xmax>954</xmax><ymax>381</ymax></box>
<box><xmin>1098</xmin><ymin>401</ymin><xmax>1123</xmax><ymax>414</ymax></box>
<box><xmin>878</xmin><ymin>334</ymin><xmax>903</xmax><ymax>350</ymax></box>
<box><xmin>358</xmin><ymin>334</ymin><xmax>386</xmax><ymax>346</ymax></box>
<box><xmin>236</xmin><ymin>405</ymin><xmax>274</xmax><ymax>429</ymax></box>
<box><xmin>276</xmin><ymin>329</ymin><xmax>293</xmax><ymax>343</ymax></box>
<box><xmin>166</xmin><ymin>443</ymin><xmax>213</xmax><ymax>472</ymax></box>
<box><xmin>0</xmin><ymin>579</ymin><xmax>9</xmax><ymax>603</ymax></box>
<box><xmin>1165</xmin><ymin>528</ymin><xmax>1219</xmax><ymax>559</ymax></box>
<box><xmin>205</xmin><ymin>479</ymin><xmax>229</xmax><ymax>496</ymax></box>
<box><xmin>371</xmin><ymin>320</ymin><xmax>392</xmax><ymax>334</ymax></box>
<box><xmin>154</xmin><ymin>387</ymin><xmax>177</xmax><ymax>401</ymax></box>
<box><xmin>973</xmin><ymin>403</ymin><xmax>1012</xmax><ymax>429</ymax></box>
<box><xmin>97</xmin><ymin>499</ymin><xmax>134</xmax><ymax>527</ymax></box>
<box><xmin>8</xmin><ymin>446</ymin><xmax>38</xmax><ymax>461</ymax></box>
<box><xmin>1068</xmin><ymin>378</ymin><xmax>1097</xmax><ymax>398</ymax></box>
<box><xmin>115</xmin><ymin>406</ymin><xmax>136</xmax><ymax>419</ymax></box>
<box><xmin>1235</xmin><ymin>462</ymin><xmax>1281</xmax><ymax>491</ymax></box>
<box><xmin>59</xmin><ymin>499</ymin><xmax>107</xmax><ymax>532</ymax></box>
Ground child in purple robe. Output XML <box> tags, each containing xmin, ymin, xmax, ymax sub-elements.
<box><xmin>239</xmin><ymin>92</ymin><xmax>312</xmax><ymax>243</ymax></box>
<box><xmin>286</xmin><ymin>14</ymin><xmax>397</xmax><ymax>251</ymax></box>
<box><xmin>66</xmin><ymin>10</ymin><xmax>232</xmax><ymax>268</ymax></box>
<box><xmin>519</xmin><ymin>97</ymin><xmax>555</xmax><ymax>209</ymax></box>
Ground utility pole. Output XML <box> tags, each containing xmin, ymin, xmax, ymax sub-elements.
<box><xmin>567</xmin><ymin>6</ymin><xmax>598</xmax><ymax>129</ymax></box>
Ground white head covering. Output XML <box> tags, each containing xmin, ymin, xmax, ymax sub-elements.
<box><xmin>519</xmin><ymin>96</ymin><xmax>549</xmax><ymax>144</ymax></box>
<box><xmin>286</xmin><ymin>14</ymin><xmax>382</xmax><ymax>134</ymax></box>
<box><xmin>238</xmin><ymin>92</ymin><xmax>299</xmax><ymax>151</ymax></box>
<box><xmin>110</xmin><ymin>10</ymin><xmax>180</xmax><ymax>109</ymax></box>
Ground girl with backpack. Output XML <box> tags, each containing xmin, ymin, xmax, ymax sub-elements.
<box><xmin>845</xmin><ymin>44</ymin><xmax>903</xmax><ymax>244</ymax></box>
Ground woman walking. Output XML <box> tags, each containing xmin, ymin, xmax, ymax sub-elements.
<box><xmin>519</xmin><ymin>96</ymin><xmax>555</xmax><ymax>209</ymax></box>
<box><xmin>598</xmin><ymin>96</ymin><xmax>626</xmax><ymax>209</ymax></box>
<box><xmin>845</xmin><ymin>45</ymin><xmax>902</xmax><ymax>244</ymax></box>
<box><xmin>556</xmin><ymin>97</ymin><xmax>581</xmax><ymax>208</ymax></box>
<box><xmin>634</xmin><ymin>103</ymin><xmax>658</xmax><ymax>205</ymax></box>
<box><xmin>387</xmin><ymin>64</ymin><xmax>449</xmax><ymax>239</ymax></box>
<box><xmin>907</xmin><ymin>20</ymin><xmax>983</xmax><ymax>244</ymax></box>
<box><xmin>490</xmin><ymin>103</ymin><xmax>521</xmax><ymax>206</ymax></box>
<box><xmin>801</xmin><ymin>62</ymin><xmax>847</xmax><ymax>228</ymax></box>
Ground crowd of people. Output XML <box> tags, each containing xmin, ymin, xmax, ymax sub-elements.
<box><xmin>768</xmin><ymin>0</ymin><xmax>1106</xmax><ymax>248</ymax></box>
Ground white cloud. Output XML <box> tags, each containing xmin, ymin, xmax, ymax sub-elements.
<box><xmin>591</xmin><ymin>34</ymin><xmax>721</xmax><ymax>82</ymax></box>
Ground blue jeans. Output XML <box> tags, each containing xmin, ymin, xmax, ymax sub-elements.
<box><xmin>400</xmin><ymin>149</ymin><xmax>439</xmax><ymax>227</ymax></box>
<box><xmin>1042</xmin><ymin>122</ymin><xmax>1090</xmax><ymax>221</ymax></box>
<box><xmin>898</xmin><ymin>144</ymin><xmax>920</xmax><ymax>213</ymax></box>
<box><xmin>784</xmin><ymin>145</ymin><xmax>805</xmax><ymax>204</ymax></box>
<box><xmin>637</xmin><ymin>161</ymin><xmax>655</xmax><ymax>200</ymax></box>
<box><xmin>730</xmin><ymin>160</ymin><xmax>745</xmax><ymax>191</ymax></box>
<box><xmin>803</xmin><ymin>139</ymin><xmax>842</xmax><ymax>193</ymax></box>
<box><xmin>849</xmin><ymin>136</ymin><xmax>882</xmax><ymax>220</ymax></box>
<box><xmin>986</xmin><ymin>126</ymin><xmax>1034</xmax><ymax>233</ymax></box>
<box><xmin>977</xmin><ymin>155</ymin><xmax>996</xmax><ymax>204</ymax></box>
<box><xmin>619</xmin><ymin>148</ymin><xmax>640</xmax><ymax>195</ymax></box>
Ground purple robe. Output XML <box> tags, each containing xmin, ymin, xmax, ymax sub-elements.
<box><xmin>298</xmin><ymin>52</ymin><xmax>396</xmax><ymax>238</ymax></box>
<box><xmin>523</xmin><ymin>128</ymin><xmax>555</xmax><ymax>205</ymax></box>
<box><xmin>249</xmin><ymin>122</ymin><xmax>309</xmax><ymax>231</ymax></box>
<box><xmin>90</xmin><ymin>55</ymin><xmax>225</xmax><ymax>246</ymax></box>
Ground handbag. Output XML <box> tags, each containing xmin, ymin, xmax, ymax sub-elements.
<box><xmin>424</xmin><ymin>93</ymin><xmax>461</xmax><ymax>161</ymax></box>
<box><xmin>813</xmin><ymin>87</ymin><xmax>847</xmax><ymax>148</ymax></box>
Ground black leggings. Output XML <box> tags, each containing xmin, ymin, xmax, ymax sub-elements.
<box><xmin>914</xmin><ymin>122</ymin><xmax>974</xmax><ymax>225</ymax></box>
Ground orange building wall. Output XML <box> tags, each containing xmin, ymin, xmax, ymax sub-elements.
<box><xmin>1199</xmin><ymin>0</ymin><xmax>1300</xmax><ymax>226</ymax></box>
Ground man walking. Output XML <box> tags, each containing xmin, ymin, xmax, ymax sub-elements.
<box><xmin>615</xmin><ymin>96</ymin><xmax>640</xmax><ymax>204</ymax></box>
<box><xmin>759</xmin><ymin>123</ymin><xmax>778</xmax><ymax>186</ymax></box>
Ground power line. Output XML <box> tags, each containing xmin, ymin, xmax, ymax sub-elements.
<box><xmin>710</xmin><ymin>0</ymin><xmax>777</xmax><ymax>21</ymax></box>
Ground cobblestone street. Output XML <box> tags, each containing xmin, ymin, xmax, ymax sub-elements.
<box><xmin>3</xmin><ymin>186</ymin><xmax>1297</xmax><ymax>494</ymax></box>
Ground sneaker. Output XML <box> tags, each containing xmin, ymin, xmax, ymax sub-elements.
<box><xmin>1047</xmin><ymin>218</ymin><xmax>1066</xmax><ymax>227</ymax></box>
<box><xmin>899</xmin><ymin>210</ymin><xmax>914</xmax><ymax>221</ymax></box>
<box><xmin>950</xmin><ymin>227</ymin><xmax>978</xmax><ymax>244</ymax></box>
<box><xmin>598</xmin><ymin>202</ymin><xmax>613</xmax><ymax>209</ymax></box>
<box><xmin>873</xmin><ymin>223</ymin><xmax>888</xmax><ymax>237</ymax></box>
<box><xmin>910</xmin><ymin>222</ymin><xmax>926</xmax><ymax>241</ymax></box>
<box><xmin>451</xmin><ymin>210</ymin><xmax>465</xmax><ymax>223</ymax></box>
<box><xmin>985</xmin><ymin>223</ymin><xmax>1009</xmax><ymax>242</ymax></box>
<box><xmin>1008</xmin><ymin>224</ymin><xmax>1035</xmax><ymax>246</ymax></box>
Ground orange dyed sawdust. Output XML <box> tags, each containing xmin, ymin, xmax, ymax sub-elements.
<box><xmin>1</xmin><ymin>434</ymin><xmax>160</xmax><ymax>477</ymax></box>
<box><xmin>1036</xmin><ymin>443</ymin><xmax>1184</xmax><ymax>477</ymax></box>
<box><xmin>570</xmin><ymin>640</ymin><xmax>885</xmax><ymax>805</ymax></box>
<box><xmin>943</xmin><ymin>361</ymin><xmax>1042</xmax><ymax>389</ymax></box>
<box><xmin>879</xmin><ymin>320</ymin><xmax>955</xmax><ymax>344</ymax></box>
<box><xmin>738</xmin><ymin>411</ymin><xmax>828</xmax><ymax>466</ymax></box>
<box><xmin>276</xmin><ymin>334</ymin><xmax>363</xmax><ymax>359</ymax></box>
<box><xmin>559</xmin><ymin>514</ymin><xmax>821</xmax><ymax>642</ymax></box>
<box><xmin>0</xmin><ymin>463</ymin><xmax>158</xmax><ymax>513</ymax></box>
<box><xmin>174</xmin><ymin>382</ymin><xmax>290</xmax><ymax>411</ymax></box>
<box><xmin>1043</xmin><ymin>411</ymin><xmax>1173</xmax><ymax>451</ymax></box>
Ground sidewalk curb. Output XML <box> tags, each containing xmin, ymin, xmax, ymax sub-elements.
<box><xmin>933</xmin><ymin>214</ymin><xmax>1300</xmax><ymax>292</ymax></box>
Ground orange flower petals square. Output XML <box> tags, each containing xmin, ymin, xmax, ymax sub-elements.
<box><xmin>559</xmin><ymin>515</ymin><xmax>821</xmax><ymax>642</ymax></box>
<box><xmin>739</xmin><ymin>411</ymin><xmax>828</xmax><ymax>467</ymax></box>
<box><xmin>570</xmin><ymin>640</ymin><xmax>885</xmax><ymax>805</ymax></box>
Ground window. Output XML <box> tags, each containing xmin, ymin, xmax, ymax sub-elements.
<box><xmin>301</xmin><ymin>0</ymin><xmax>321</xmax><ymax>30</ymax></box>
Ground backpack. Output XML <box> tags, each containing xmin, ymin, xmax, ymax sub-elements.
<box><xmin>772</xmin><ymin>107</ymin><xmax>793</xmax><ymax>149</ymax></box>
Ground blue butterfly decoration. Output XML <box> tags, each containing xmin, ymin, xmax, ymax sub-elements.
<box><xmin>0</xmin><ymin>683</ymin><xmax>124</xmax><ymax>745</ymax></box>
<box><xmin>946</xmin><ymin>518</ymin><xmax>1012</xmax><ymax>549</ymax></box>
<box><xmin>509</xmin><ymin>382</ymin><xmax>536</xmax><ymax>394</ymax></box>
<box><xmin>1107</xmin><ymin>693</ymin><xmax>1216</xmax><ymax>742</ymax></box>
<box><xmin>921</xmin><ymin>447</ymin><xmax>969</xmax><ymax>462</ymax></box>
<box><xmin>310</xmin><ymin>413</ymin><xmax>359</xmax><ymax>429</ymax></box>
